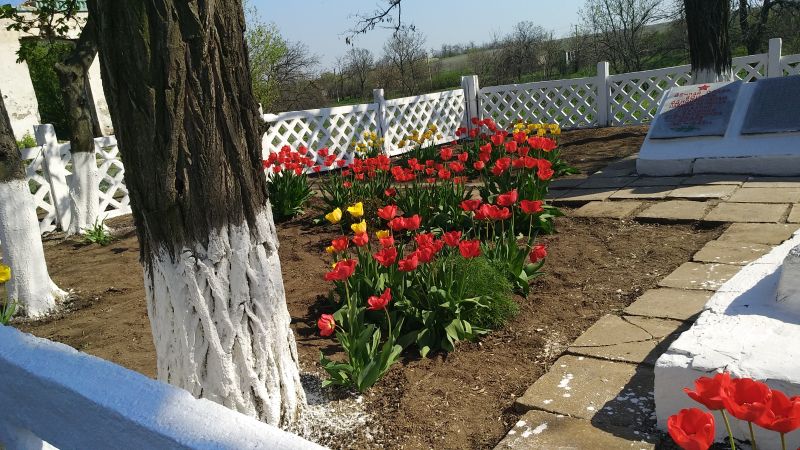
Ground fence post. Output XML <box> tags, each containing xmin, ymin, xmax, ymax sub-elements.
<box><xmin>34</xmin><ymin>124</ymin><xmax>71</xmax><ymax>231</ymax></box>
<box><xmin>595</xmin><ymin>61</ymin><xmax>610</xmax><ymax>127</ymax></box>
<box><xmin>373</xmin><ymin>88</ymin><xmax>389</xmax><ymax>155</ymax></box>
<box><xmin>767</xmin><ymin>38</ymin><xmax>783</xmax><ymax>78</ymax></box>
<box><xmin>460</xmin><ymin>75</ymin><xmax>480</xmax><ymax>131</ymax></box>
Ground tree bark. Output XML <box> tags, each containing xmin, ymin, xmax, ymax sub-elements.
<box><xmin>88</xmin><ymin>0</ymin><xmax>305</xmax><ymax>426</ymax></box>
<box><xmin>0</xmin><ymin>91</ymin><xmax>65</xmax><ymax>318</ymax></box>
<box><xmin>54</xmin><ymin>16</ymin><xmax>101</xmax><ymax>235</ymax></box>
<box><xmin>685</xmin><ymin>0</ymin><xmax>733</xmax><ymax>83</ymax></box>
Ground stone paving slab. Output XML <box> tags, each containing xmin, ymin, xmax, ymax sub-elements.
<box><xmin>717</xmin><ymin>223</ymin><xmax>800</xmax><ymax>245</ymax></box>
<box><xmin>726</xmin><ymin>187</ymin><xmax>800</xmax><ymax>204</ymax></box>
<box><xmin>573</xmin><ymin>201</ymin><xmax>642</xmax><ymax>219</ymax></box>
<box><xmin>495</xmin><ymin>410</ymin><xmax>655</xmax><ymax>449</ymax></box>
<box><xmin>742</xmin><ymin>177</ymin><xmax>800</xmax><ymax>188</ymax></box>
<box><xmin>553</xmin><ymin>188</ymin><xmax>615</xmax><ymax>203</ymax></box>
<box><xmin>549</xmin><ymin>177</ymin><xmax>588</xmax><ymax>189</ymax></box>
<box><xmin>680</xmin><ymin>174</ymin><xmax>749</xmax><ymax>185</ymax></box>
<box><xmin>635</xmin><ymin>200</ymin><xmax>710</xmax><ymax>221</ymax></box>
<box><xmin>577</xmin><ymin>176</ymin><xmax>638</xmax><ymax>189</ymax></box>
<box><xmin>515</xmin><ymin>355</ymin><xmax>656</xmax><ymax>432</ymax></box>
<box><xmin>667</xmin><ymin>185</ymin><xmax>738</xmax><ymax>199</ymax></box>
<box><xmin>704</xmin><ymin>202</ymin><xmax>789</xmax><ymax>223</ymax></box>
<box><xmin>790</xmin><ymin>205</ymin><xmax>800</xmax><ymax>224</ymax></box>
<box><xmin>624</xmin><ymin>288</ymin><xmax>714</xmax><ymax>321</ymax></box>
<box><xmin>568</xmin><ymin>315</ymin><xmax>686</xmax><ymax>365</ymax></box>
<box><xmin>609</xmin><ymin>187</ymin><xmax>672</xmax><ymax>200</ymax></box>
<box><xmin>692</xmin><ymin>239</ymin><xmax>773</xmax><ymax>265</ymax></box>
<box><xmin>657</xmin><ymin>262</ymin><xmax>740</xmax><ymax>291</ymax></box>
<box><xmin>628</xmin><ymin>177</ymin><xmax>685</xmax><ymax>187</ymax></box>
<box><xmin>592</xmin><ymin>158</ymin><xmax>638</xmax><ymax>178</ymax></box>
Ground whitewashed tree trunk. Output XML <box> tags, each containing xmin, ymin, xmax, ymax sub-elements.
<box><xmin>144</xmin><ymin>205</ymin><xmax>305</xmax><ymax>426</ymax></box>
<box><xmin>0</xmin><ymin>179</ymin><xmax>66</xmax><ymax>318</ymax></box>
<box><xmin>692</xmin><ymin>68</ymin><xmax>734</xmax><ymax>84</ymax></box>
<box><xmin>65</xmin><ymin>151</ymin><xmax>99</xmax><ymax>235</ymax></box>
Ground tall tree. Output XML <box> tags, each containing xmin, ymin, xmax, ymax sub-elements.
<box><xmin>344</xmin><ymin>48</ymin><xmax>375</xmax><ymax>99</ymax></box>
<box><xmin>737</xmin><ymin>0</ymin><xmax>800</xmax><ymax>54</ymax></box>
<box><xmin>383</xmin><ymin>27</ymin><xmax>426</xmax><ymax>96</ymax></box>
<box><xmin>88</xmin><ymin>0</ymin><xmax>305</xmax><ymax>426</ymax></box>
<box><xmin>2</xmin><ymin>1</ymin><xmax>103</xmax><ymax>235</ymax></box>
<box><xmin>0</xmin><ymin>92</ymin><xmax>66</xmax><ymax>318</ymax></box>
<box><xmin>684</xmin><ymin>0</ymin><xmax>733</xmax><ymax>83</ymax></box>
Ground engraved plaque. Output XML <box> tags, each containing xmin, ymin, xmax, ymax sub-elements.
<box><xmin>650</xmin><ymin>81</ymin><xmax>741</xmax><ymax>139</ymax></box>
<box><xmin>741</xmin><ymin>75</ymin><xmax>800</xmax><ymax>135</ymax></box>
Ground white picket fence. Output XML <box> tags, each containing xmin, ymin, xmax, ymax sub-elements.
<box><xmin>20</xmin><ymin>38</ymin><xmax>800</xmax><ymax>234</ymax></box>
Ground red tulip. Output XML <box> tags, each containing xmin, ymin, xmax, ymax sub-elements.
<box><xmin>513</xmin><ymin>131</ymin><xmax>527</xmax><ymax>143</ymax></box>
<box><xmin>443</xmin><ymin>231</ymin><xmax>462</xmax><ymax>247</ymax></box>
<box><xmin>440</xmin><ymin>147</ymin><xmax>454</xmax><ymax>161</ymax></box>
<box><xmin>384</xmin><ymin>187</ymin><xmax>397</xmax><ymax>198</ymax></box>
<box><xmin>497</xmin><ymin>189</ymin><xmax>519</xmax><ymax>207</ymax></box>
<box><xmin>684</xmin><ymin>372</ymin><xmax>731</xmax><ymax>411</ymax></box>
<box><xmin>473</xmin><ymin>161</ymin><xmax>485</xmax><ymax>170</ymax></box>
<box><xmin>373</xmin><ymin>246</ymin><xmax>398</xmax><ymax>267</ymax></box>
<box><xmin>530</xmin><ymin>244</ymin><xmax>547</xmax><ymax>262</ymax></box>
<box><xmin>490</xmin><ymin>133</ymin><xmax>504</xmax><ymax>146</ymax></box>
<box><xmin>504</xmin><ymin>140</ymin><xmax>518</xmax><ymax>153</ymax></box>
<box><xmin>352</xmin><ymin>232</ymin><xmax>369</xmax><ymax>247</ymax></box>
<box><xmin>318</xmin><ymin>314</ymin><xmax>336</xmax><ymax>337</ymax></box>
<box><xmin>538</xmin><ymin>166</ymin><xmax>554</xmax><ymax>181</ymax></box>
<box><xmin>459</xmin><ymin>240</ymin><xmax>481</xmax><ymax>259</ymax></box>
<box><xmin>520</xmin><ymin>200</ymin><xmax>544</xmax><ymax>214</ymax></box>
<box><xmin>378</xmin><ymin>235</ymin><xmax>394</xmax><ymax>248</ymax></box>
<box><xmin>414</xmin><ymin>246</ymin><xmax>437</xmax><ymax>263</ymax></box>
<box><xmin>668</xmin><ymin>408</ymin><xmax>715</xmax><ymax>450</ymax></box>
<box><xmin>723</xmin><ymin>377</ymin><xmax>772</xmax><ymax>423</ymax></box>
<box><xmin>460</xmin><ymin>199</ymin><xmax>482</xmax><ymax>212</ymax></box>
<box><xmin>331</xmin><ymin>236</ymin><xmax>349</xmax><ymax>252</ymax></box>
<box><xmin>367</xmin><ymin>288</ymin><xmax>392</xmax><ymax>311</ymax></box>
<box><xmin>398</xmin><ymin>254</ymin><xmax>419</xmax><ymax>272</ymax></box>
<box><xmin>378</xmin><ymin>205</ymin><xmax>399</xmax><ymax>221</ymax></box>
<box><xmin>755</xmin><ymin>390</ymin><xmax>800</xmax><ymax>434</ymax></box>
<box><xmin>457</xmin><ymin>152</ymin><xmax>469</xmax><ymax>162</ymax></box>
<box><xmin>479</xmin><ymin>143</ymin><xmax>492</xmax><ymax>153</ymax></box>
<box><xmin>324</xmin><ymin>259</ymin><xmax>357</xmax><ymax>281</ymax></box>
<box><xmin>404</xmin><ymin>215</ymin><xmax>421</xmax><ymax>231</ymax></box>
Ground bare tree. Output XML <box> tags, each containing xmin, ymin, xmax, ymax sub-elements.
<box><xmin>346</xmin><ymin>0</ymin><xmax>405</xmax><ymax>44</ymax></box>
<box><xmin>496</xmin><ymin>22</ymin><xmax>550</xmax><ymax>82</ymax></box>
<box><xmin>344</xmin><ymin>48</ymin><xmax>375</xmax><ymax>99</ymax></box>
<box><xmin>737</xmin><ymin>0</ymin><xmax>800</xmax><ymax>53</ymax></box>
<box><xmin>382</xmin><ymin>28</ymin><xmax>426</xmax><ymax>96</ymax></box>
<box><xmin>581</xmin><ymin>0</ymin><xmax>666</xmax><ymax>72</ymax></box>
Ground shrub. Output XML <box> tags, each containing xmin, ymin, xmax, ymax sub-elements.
<box><xmin>454</xmin><ymin>255</ymin><xmax>517</xmax><ymax>329</ymax></box>
<box><xmin>17</xmin><ymin>132</ymin><xmax>37</xmax><ymax>149</ymax></box>
<box><xmin>267</xmin><ymin>172</ymin><xmax>313</xmax><ymax>221</ymax></box>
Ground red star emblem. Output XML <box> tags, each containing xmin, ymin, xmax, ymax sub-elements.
<box><xmin>698</xmin><ymin>84</ymin><xmax>710</xmax><ymax>91</ymax></box>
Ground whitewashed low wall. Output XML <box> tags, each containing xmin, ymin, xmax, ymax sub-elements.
<box><xmin>0</xmin><ymin>325</ymin><xmax>323</xmax><ymax>450</ymax></box>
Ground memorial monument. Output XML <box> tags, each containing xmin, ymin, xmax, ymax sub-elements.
<box><xmin>638</xmin><ymin>74</ymin><xmax>800</xmax><ymax>176</ymax></box>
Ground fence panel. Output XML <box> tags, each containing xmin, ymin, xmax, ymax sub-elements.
<box><xmin>262</xmin><ymin>103</ymin><xmax>379</xmax><ymax>168</ymax></box>
<box><xmin>383</xmin><ymin>89</ymin><xmax>465</xmax><ymax>156</ymax></box>
<box><xmin>608</xmin><ymin>64</ymin><xmax>693</xmax><ymax>126</ymax></box>
<box><xmin>781</xmin><ymin>53</ymin><xmax>800</xmax><ymax>76</ymax></box>
<box><xmin>732</xmin><ymin>53</ymin><xmax>769</xmax><ymax>81</ymax></box>
<box><xmin>478</xmin><ymin>77</ymin><xmax>598</xmax><ymax>130</ymax></box>
<box><xmin>94</xmin><ymin>136</ymin><xmax>131</xmax><ymax>219</ymax></box>
<box><xmin>19</xmin><ymin>146</ymin><xmax>59</xmax><ymax>233</ymax></box>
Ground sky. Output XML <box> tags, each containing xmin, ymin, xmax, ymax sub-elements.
<box><xmin>252</xmin><ymin>0</ymin><xmax>585</xmax><ymax>70</ymax></box>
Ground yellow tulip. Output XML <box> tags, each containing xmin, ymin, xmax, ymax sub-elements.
<box><xmin>347</xmin><ymin>202</ymin><xmax>364</xmax><ymax>218</ymax></box>
<box><xmin>375</xmin><ymin>229</ymin><xmax>390</xmax><ymax>239</ymax></box>
<box><xmin>325</xmin><ymin>208</ymin><xmax>342</xmax><ymax>224</ymax></box>
<box><xmin>398</xmin><ymin>140</ymin><xmax>407</xmax><ymax>147</ymax></box>
<box><xmin>351</xmin><ymin>220</ymin><xmax>367</xmax><ymax>235</ymax></box>
<box><xmin>0</xmin><ymin>264</ymin><xmax>10</xmax><ymax>284</ymax></box>
<box><xmin>325</xmin><ymin>245</ymin><xmax>336</xmax><ymax>254</ymax></box>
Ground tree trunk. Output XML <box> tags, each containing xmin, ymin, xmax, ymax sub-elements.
<box><xmin>88</xmin><ymin>0</ymin><xmax>305</xmax><ymax>426</ymax></box>
<box><xmin>685</xmin><ymin>0</ymin><xmax>733</xmax><ymax>83</ymax></box>
<box><xmin>54</xmin><ymin>16</ymin><xmax>101</xmax><ymax>235</ymax></box>
<box><xmin>0</xmin><ymin>91</ymin><xmax>66</xmax><ymax>318</ymax></box>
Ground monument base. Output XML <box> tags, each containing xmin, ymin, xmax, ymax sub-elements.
<box><xmin>655</xmin><ymin>232</ymin><xmax>800</xmax><ymax>450</ymax></box>
<box><xmin>638</xmin><ymin>79</ymin><xmax>800</xmax><ymax>176</ymax></box>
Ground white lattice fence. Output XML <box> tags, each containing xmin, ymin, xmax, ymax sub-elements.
<box><xmin>19</xmin><ymin>146</ymin><xmax>59</xmax><ymax>233</ymax></box>
<box><xmin>781</xmin><ymin>53</ymin><xmax>800</xmax><ymax>76</ymax></box>
<box><xmin>608</xmin><ymin>65</ymin><xmax>693</xmax><ymax>126</ymax></box>
<box><xmin>383</xmin><ymin>89</ymin><xmax>465</xmax><ymax>156</ymax></box>
<box><xmin>94</xmin><ymin>136</ymin><xmax>130</xmax><ymax>219</ymax></box>
<box><xmin>732</xmin><ymin>53</ymin><xmax>769</xmax><ymax>81</ymax></box>
<box><xmin>263</xmin><ymin>104</ymin><xmax>379</xmax><ymax>168</ymax></box>
<box><xmin>478</xmin><ymin>77</ymin><xmax>598</xmax><ymax>131</ymax></box>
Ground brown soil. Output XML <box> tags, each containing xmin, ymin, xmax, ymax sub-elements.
<box><xmin>558</xmin><ymin>125</ymin><xmax>648</xmax><ymax>175</ymax></box>
<box><xmin>15</xmin><ymin>126</ymin><xmax>715</xmax><ymax>449</ymax></box>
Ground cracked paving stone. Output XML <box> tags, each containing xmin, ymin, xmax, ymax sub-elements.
<box><xmin>495</xmin><ymin>410</ymin><xmax>655</xmax><ymax>449</ymax></box>
<box><xmin>572</xmin><ymin>201</ymin><xmax>642</xmax><ymax>219</ymax></box>
<box><xmin>657</xmin><ymin>262</ymin><xmax>741</xmax><ymax>291</ymax></box>
<box><xmin>716</xmin><ymin>223</ymin><xmax>800</xmax><ymax>245</ymax></box>
<box><xmin>567</xmin><ymin>315</ymin><xmax>687</xmax><ymax>365</ymax></box>
<box><xmin>692</xmin><ymin>239</ymin><xmax>773</xmax><ymax>265</ymax></box>
<box><xmin>624</xmin><ymin>288</ymin><xmax>714</xmax><ymax>322</ymax></box>
<box><xmin>515</xmin><ymin>355</ymin><xmax>656</xmax><ymax>432</ymax></box>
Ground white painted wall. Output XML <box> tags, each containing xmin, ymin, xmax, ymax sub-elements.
<box><xmin>0</xmin><ymin>325</ymin><xmax>325</xmax><ymax>449</ymax></box>
<box><xmin>0</xmin><ymin>15</ymin><xmax>113</xmax><ymax>139</ymax></box>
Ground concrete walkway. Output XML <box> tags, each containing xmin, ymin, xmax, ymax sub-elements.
<box><xmin>495</xmin><ymin>158</ymin><xmax>800</xmax><ymax>449</ymax></box>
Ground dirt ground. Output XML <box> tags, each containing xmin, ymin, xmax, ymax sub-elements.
<box><xmin>15</xmin><ymin>125</ymin><xmax>719</xmax><ymax>449</ymax></box>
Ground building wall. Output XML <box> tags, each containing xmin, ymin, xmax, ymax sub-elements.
<box><xmin>0</xmin><ymin>17</ymin><xmax>113</xmax><ymax>140</ymax></box>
